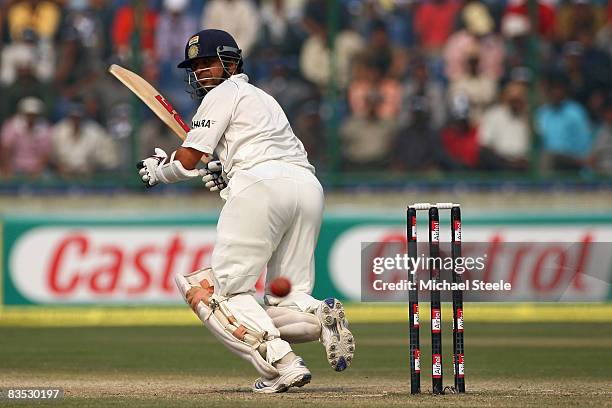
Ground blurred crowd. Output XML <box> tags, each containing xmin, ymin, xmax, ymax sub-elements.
<box><xmin>1</xmin><ymin>0</ymin><xmax>612</xmax><ymax>183</ymax></box>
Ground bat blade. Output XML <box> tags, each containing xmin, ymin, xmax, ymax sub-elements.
<box><xmin>108</xmin><ymin>64</ymin><xmax>209</xmax><ymax>164</ymax></box>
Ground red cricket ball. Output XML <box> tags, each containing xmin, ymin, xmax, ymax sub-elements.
<box><xmin>269</xmin><ymin>277</ymin><xmax>292</xmax><ymax>297</ymax></box>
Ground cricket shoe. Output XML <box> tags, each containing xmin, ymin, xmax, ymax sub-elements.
<box><xmin>316</xmin><ymin>298</ymin><xmax>355</xmax><ymax>372</ymax></box>
<box><xmin>252</xmin><ymin>357</ymin><xmax>311</xmax><ymax>393</ymax></box>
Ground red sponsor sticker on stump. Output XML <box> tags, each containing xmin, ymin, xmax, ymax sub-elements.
<box><xmin>457</xmin><ymin>353</ymin><xmax>465</xmax><ymax>377</ymax></box>
<box><xmin>431</xmin><ymin>309</ymin><xmax>441</xmax><ymax>333</ymax></box>
<box><xmin>432</xmin><ymin>354</ymin><xmax>442</xmax><ymax>378</ymax></box>
<box><xmin>431</xmin><ymin>221</ymin><xmax>439</xmax><ymax>243</ymax></box>
<box><xmin>413</xmin><ymin>304</ymin><xmax>420</xmax><ymax>328</ymax></box>
<box><xmin>414</xmin><ymin>349</ymin><xmax>421</xmax><ymax>373</ymax></box>
<box><xmin>456</xmin><ymin>308</ymin><xmax>464</xmax><ymax>332</ymax></box>
<box><xmin>454</xmin><ymin>220</ymin><xmax>461</xmax><ymax>242</ymax></box>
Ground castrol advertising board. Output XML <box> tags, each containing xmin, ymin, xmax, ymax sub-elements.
<box><xmin>2</xmin><ymin>213</ymin><xmax>612</xmax><ymax>305</ymax></box>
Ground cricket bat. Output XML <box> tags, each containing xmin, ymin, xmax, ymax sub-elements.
<box><xmin>108</xmin><ymin>64</ymin><xmax>210</xmax><ymax>164</ymax></box>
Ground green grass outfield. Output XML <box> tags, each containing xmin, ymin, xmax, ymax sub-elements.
<box><xmin>0</xmin><ymin>304</ymin><xmax>611</xmax><ymax>407</ymax></box>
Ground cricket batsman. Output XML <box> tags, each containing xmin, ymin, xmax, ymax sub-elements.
<box><xmin>136</xmin><ymin>29</ymin><xmax>354</xmax><ymax>393</ymax></box>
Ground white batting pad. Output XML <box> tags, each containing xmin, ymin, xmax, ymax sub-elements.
<box><xmin>175</xmin><ymin>268</ymin><xmax>280</xmax><ymax>379</ymax></box>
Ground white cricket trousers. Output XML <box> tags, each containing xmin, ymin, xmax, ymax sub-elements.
<box><xmin>211</xmin><ymin>160</ymin><xmax>324</xmax><ymax>363</ymax></box>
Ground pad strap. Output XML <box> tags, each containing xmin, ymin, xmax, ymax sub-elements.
<box><xmin>211</xmin><ymin>296</ymin><xmax>268</xmax><ymax>347</ymax></box>
<box><xmin>186</xmin><ymin>285</ymin><xmax>267</xmax><ymax>347</ymax></box>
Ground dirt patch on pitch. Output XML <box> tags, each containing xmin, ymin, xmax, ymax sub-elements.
<box><xmin>1</xmin><ymin>375</ymin><xmax>610</xmax><ymax>407</ymax></box>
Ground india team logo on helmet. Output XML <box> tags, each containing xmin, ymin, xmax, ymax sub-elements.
<box><xmin>188</xmin><ymin>44</ymin><xmax>199</xmax><ymax>59</ymax></box>
<box><xmin>187</xmin><ymin>35</ymin><xmax>200</xmax><ymax>59</ymax></box>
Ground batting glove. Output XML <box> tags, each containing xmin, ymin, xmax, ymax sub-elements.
<box><xmin>200</xmin><ymin>160</ymin><xmax>228</xmax><ymax>192</ymax></box>
<box><xmin>137</xmin><ymin>148</ymin><xmax>168</xmax><ymax>187</ymax></box>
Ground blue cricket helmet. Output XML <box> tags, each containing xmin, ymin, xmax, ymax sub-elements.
<box><xmin>177</xmin><ymin>29</ymin><xmax>242</xmax><ymax>69</ymax></box>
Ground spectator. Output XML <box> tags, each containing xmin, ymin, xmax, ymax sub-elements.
<box><xmin>506</xmin><ymin>66</ymin><xmax>533</xmax><ymax>87</ymax></box>
<box><xmin>292</xmin><ymin>100</ymin><xmax>325</xmax><ymax>169</ymax></box>
<box><xmin>346</xmin><ymin>0</ymin><xmax>380</xmax><ymax>35</ymax></box>
<box><xmin>6</xmin><ymin>0</ymin><xmax>61</xmax><ymax>41</ymax></box>
<box><xmin>340</xmin><ymin>91</ymin><xmax>398</xmax><ymax>170</ymax></box>
<box><xmin>156</xmin><ymin>0</ymin><xmax>198</xmax><ymax>116</ymax></box>
<box><xmin>348</xmin><ymin>54</ymin><xmax>402</xmax><ymax>119</ymax></box>
<box><xmin>300</xmin><ymin>30</ymin><xmax>364</xmax><ymax>89</ymax></box>
<box><xmin>52</xmin><ymin>103</ymin><xmax>118</xmax><ymax>177</ymax></box>
<box><xmin>442</xmin><ymin>92</ymin><xmax>525</xmax><ymax>171</ymax></box>
<box><xmin>0</xmin><ymin>97</ymin><xmax>52</xmax><ymax>178</ymax></box>
<box><xmin>556</xmin><ymin>0</ymin><xmax>606</xmax><ymax>42</ymax></box>
<box><xmin>535</xmin><ymin>73</ymin><xmax>593</xmax><ymax>172</ymax></box>
<box><xmin>595</xmin><ymin>6</ymin><xmax>612</xmax><ymax>57</ymax></box>
<box><xmin>263</xmin><ymin>0</ymin><xmax>305</xmax><ymax>22</ymax></box>
<box><xmin>82</xmin><ymin>94</ymin><xmax>105</xmax><ymax>127</ymax></box>
<box><xmin>60</xmin><ymin>0</ymin><xmax>108</xmax><ymax>74</ymax></box>
<box><xmin>394</xmin><ymin>95</ymin><xmax>443</xmax><ymax>171</ymax></box>
<box><xmin>258</xmin><ymin>63</ymin><xmax>318</xmax><ymax>122</ymax></box>
<box><xmin>501</xmin><ymin>13</ymin><xmax>531</xmax><ymax>41</ymax></box>
<box><xmin>258</xmin><ymin>0</ymin><xmax>304</xmax><ymax>55</ymax></box>
<box><xmin>501</xmin><ymin>13</ymin><xmax>537</xmax><ymax>83</ymax></box>
<box><xmin>440</xmin><ymin>95</ymin><xmax>480</xmax><ymax>169</ymax></box>
<box><xmin>504</xmin><ymin>0</ymin><xmax>556</xmax><ymax>40</ymax></box>
<box><xmin>156</xmin><ymin>0</ymin><xmax>198</xmax><ymax>64</ymax></box>
<box><xmin>251</xmin><ymin>1</ymin><xmax>305</xmax><ymax>82</ymax></box>
<box><xmin>574</xmin><ymin>29</ymin><xmax>612</xmax><ymax>124</ymax></box>
<box><xmin>414</xmin><ymin>0</ymin><xmax>461</xmax><ymax>54</ymax></box>
<box><xmin>111</xmin><ymin>0</ymin><xmax>158</xmax><ymax>64</ymax></box>
<box><xmin>138</xmin><ymin>117</ymin><xmax>185</xmax><ymax>160</ymax></box>
<box><xmin>401</xmin><ymin>58</ymin><xmax>446</xmax><ymax>129</ymax></box>
<box><xmin>106</xmin><ymin>103</ymin><xmax>141</xmax><ymax>170</ymax></box>
<box><xmin>562</xmin><ymin>42</ymin><xmax>587</xmax><ymax>102</ymax></box>
<box><xmin>367</xmin><ymin>19</ymin><xmax>407</xmax><ymax>79</ymax></box>
<box><xmin>588</xmin><ymin>97</ymin><xmax>612</xmax><ymax>175</ymax></box>
<box><xmin>478</xmin><ymin>82</ymin><xmax>530</xmax><ymax>170</ymax></box>
<box><xmin>300</xmin><ymin>1</ymin><xmax>364</xmax><ymax>89</ymax></box>
<box><xmin>201</xmin><ymin>0</ymin><xmax>261</xmax><ymax>57</ymax></box>
<box><xmin>443</xmin><ymin>2</ymin><xmax>505</xmax><ymax>81</ymax></box>
<box><xmin>89</xmin><ymin>0</ymin><xmax>115</xmax><ymax>62</ymax></box>
<box><xmin>87</xmin><ymin>75</ymin><xmax>134</xmax><ymax>138</ymax></box>
<box><xmin>302</xmin><ymin>0</ymin><xmax>335</xmax><ymax>32</ymax></box>
<box><xmin>386</xmin><ymin>1</ymin><xmax>417</xmax><ymax>50</ymax></box>
<box><xmin>1</xmin><ymin>28</ymin><xmax>54</xmax><ymax>85</ymax></box>
<box><xmin>448</xmin><ymin>48</ymin><xmax>497</xmax><ymax>125</ymax></box>
<box><xmin>442</xmin><ymin>90</ymin><xmax>528</xmax><ymax>171</ymax></box>
<box><xmin>0</xmin><ymin>59</ymin><xmax>54</xmax><ymax>123</ymax></box>
<box><xmin>55</xmin><ymin>4</ymin><xmax>114</xmax><ymax>112</ymax></box>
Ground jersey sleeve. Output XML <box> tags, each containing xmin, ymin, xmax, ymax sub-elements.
<box><xmin>182</xmin><ymin>83</ymin><xmax>236</xmax><ymax>154</ymax></box>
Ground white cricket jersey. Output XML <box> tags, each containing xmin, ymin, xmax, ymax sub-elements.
<box><xmin>182</xmin><ymin>74</ymin><xmax>314</xmax><ymax>178</ymax></box>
